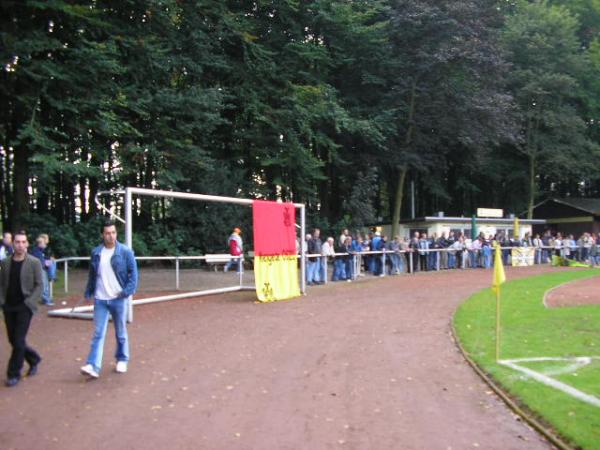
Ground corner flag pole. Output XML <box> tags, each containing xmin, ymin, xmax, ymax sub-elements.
<box><xmin>492</xmin><ymin>242</ymin><xmax>506</xmax><ymax>362</ymax></box>
<box><xmin>495</xmin><ymin>286</ymin><xmax>501</xmax><ymax>362</ymax></box>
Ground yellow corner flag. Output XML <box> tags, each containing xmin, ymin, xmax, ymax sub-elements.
<box><xmin>492</xmin><ymin>243</ymin><xmax>506</xmax><ymax>294</ymax></box>
<box><xmin>492</xmin><ymin>242</ymin><xmax>506</xmax><ymax>362</ymax></box>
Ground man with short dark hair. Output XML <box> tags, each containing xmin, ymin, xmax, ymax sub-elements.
<box><xmin>0</xmin><ymin>230</ymin><xmax>43</xmax><ymax>387</ymax></box>
<box><xmin>80</xmin><ymin>221</ymin><xmax>138</xmax><ymax>378</ymax></box>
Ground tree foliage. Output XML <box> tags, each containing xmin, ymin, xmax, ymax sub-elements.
<box><xmin>1</xmin><ymin>0</ymin><xmax>599</xmax><ymax>255</ymax></box>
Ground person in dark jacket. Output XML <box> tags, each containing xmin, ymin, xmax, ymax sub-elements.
<box><xmin>0</xmin><ymin>230</ymin><xmax>43</xmax><ymax>387</ymax></box>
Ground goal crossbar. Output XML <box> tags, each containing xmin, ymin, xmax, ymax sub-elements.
<box><xmin>48</xmin><ymin>187</ymin><xmax>307</xmax><ymax>321</ymax></box>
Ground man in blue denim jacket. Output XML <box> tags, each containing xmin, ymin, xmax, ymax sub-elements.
<box><xmin>80</xmin><ymin>221</ymin><xmax>138</xmax><ymax>378</ymax></box>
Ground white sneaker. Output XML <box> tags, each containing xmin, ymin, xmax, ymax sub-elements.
<box><xmin>80</xmin><ymin>364</ymin><xmax>99</xmax><ymax>378</ymax></box>
<box><xmin>115</xmin><ymin>361</ymin><xmax>128</xmax><ymax>373</ymax></box>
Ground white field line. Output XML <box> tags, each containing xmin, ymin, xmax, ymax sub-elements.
<box><xmin>542</xmin><ymin>279</ymin><xmax>579</xmax><ymax>308</ymax></box>
<box><xmin>499</xmin><ymin>357</ymin><xmax>600</xmax><ymax>407</ymax></box>
<box><xmin>542</xmin><ymin>274</ymin><xmax>600</xmax><ymax>308</ymax></box>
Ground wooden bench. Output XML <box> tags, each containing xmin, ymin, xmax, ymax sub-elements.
<box><xmin>205</xmin><ymin>254</ymin><xmax>233</xmax><ymax>271</ymax></box>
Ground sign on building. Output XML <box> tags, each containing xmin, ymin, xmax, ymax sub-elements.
<box><xmin>477</xmin><ymin>208</ymin><xmax>504</xmax><ymax>218</ymax></box>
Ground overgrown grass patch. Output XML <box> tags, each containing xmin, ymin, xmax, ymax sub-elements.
<box><xmin>454</xmin><ymin>269</ymin><xmax>600</xmax><ymax>450</ymax></box>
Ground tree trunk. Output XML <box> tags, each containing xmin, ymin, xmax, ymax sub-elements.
<box><xmin>527</xmin><ymin>154</ymin><xmax>535</xmax><ymax>220</ymax></box>
<box><xmin>391</xmin><ymin>166</ymin><xmax>408</xmax><ymax>238</ymax></box>
<box><xmin>12</xmin><ymin>146</ymin><xmax>30</xmax><ymax>230</ymax></box>
<box><xmin>391</xmin><ymin>79</ymin><xmax>417</xmax><ymax>238</ymax></box>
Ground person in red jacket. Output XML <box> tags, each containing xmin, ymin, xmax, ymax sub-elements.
<box><xmin>224</xmin><ymin>227</ymin><xmax>243</xmax><ymax>273</ymax></box>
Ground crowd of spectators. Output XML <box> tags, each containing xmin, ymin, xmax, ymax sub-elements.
<box><xmin>303</xmin><ymin>228</ymin><xmax>600</xmax><ymax>284</ymax></box>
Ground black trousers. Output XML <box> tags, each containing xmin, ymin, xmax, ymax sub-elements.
<box><xmin>411</xmin><ymin>252</ymin><xmax>419</xmax><ymax>272</ymax></box>
<box><xmin>4</xmin><ymin>304</ymin><xmax>41</xmax><ymax>378</ymax></box>
<box><xmin>419</xmin><ymin>254</ymin><xmax>428</xmax><ymax>271</ymax></box>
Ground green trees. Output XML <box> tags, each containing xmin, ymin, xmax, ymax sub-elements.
<box><xmin>1</xmin><ymin>0</ymin><xmax>599</xmax><ymax>254</ymax></box>
<box><xmin>502</xmin><ymin>0</ymin><xmax>598</xmax><ymax>219</ymax></box>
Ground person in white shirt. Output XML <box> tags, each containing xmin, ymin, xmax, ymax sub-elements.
<box><xmin>321</xmin><ymin>237</ymin><xmax>335</xmax><ymax>281</ymax></box>
<box><xmin>554</xmin><ymin>233</ymin><xmax>563</xmax><ymax>257</ymax></box>
<box><xmin>80</xmin><ymin>221</ymin><xmax>138</xmax><ymax>379</ymax></box>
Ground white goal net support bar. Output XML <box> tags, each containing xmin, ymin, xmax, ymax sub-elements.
<box><xmin>48</xmin><ymin>187</ymin><xmax>307</xmax><ymax>321</ymax></box>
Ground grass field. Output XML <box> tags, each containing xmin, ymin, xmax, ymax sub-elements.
<box><xmin>454</xmin><ymin>268</ymin><xmax>600</xmax><ymax>450</ymax></box>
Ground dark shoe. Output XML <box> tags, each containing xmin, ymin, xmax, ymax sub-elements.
<box><xmin>5</xmin><ymin>377</ymin><xmax>20</xmax><ymax>387</ymax></box>
<box><xmin>27</xmin><ymin>360</ymin><xmax>41</xmax><ymax>377</ymax></box>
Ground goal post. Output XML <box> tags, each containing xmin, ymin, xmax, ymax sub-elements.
<box><xmin>48</xmin><ymin>187</ymin><xmax>307</xmax><ymax>321</ymax></box>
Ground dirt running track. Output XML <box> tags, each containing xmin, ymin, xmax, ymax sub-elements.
<box><xmin>0</xmin><ymin>266</ymin><xmax>568</xmax><ymax>450</ymax></box>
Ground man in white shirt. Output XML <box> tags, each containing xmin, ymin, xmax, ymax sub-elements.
<box><xmin>80</xmin><ymin>221</ymin><xmax>138</xmax><ymax>378</ymax></box>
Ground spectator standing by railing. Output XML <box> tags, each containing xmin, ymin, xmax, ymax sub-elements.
<box><xmin>350</xmin><ymin>235</ymin><xmax>363</xmax><ymax>278</ymax></box>
<box><xmin>333</xmin><ymin>237</ymin><xmax>351</xmax><ymax>282</ymax></box>
<box><xmin>0</xmin><ymin>232</ymin><xmax>13</xmax><ymax>262</ymax></box>
<box><xmin>580</xmin><ymin>233</ymin><xmax>592</xmax><ymax>262</ymax></box>
<box><xmin>307</xmin><ymin>229</ymin><xmax>323</xmax><ymax>285</ymax></box>
<box><xmin>30</xmin><ymin>236</ymin><xmax>54</xmax><ymax>306</ymax></box>
<box><xmin>344</xmin><ymin>236</ymin><xmax>355</xmax><ymax>280</ymax></box>
<box><xmin>362</xmin><ymin>232</ymin><xmax>372</xmax><ymax>274</ymax></box>
<box><xmin>418</xmin><ymin>232</ymin><xmax>430</xmax><ymax>271</ymax></box>
<box><xmin>370</xmin><ymin>232</ymin><xmax>384</xmax><ymax>275</ymax></box>
<box><xmin>590</xmin><ymin>234</ymin><xmax>600</xmax><ymax>266</ymax></box>
<box><xmin>321</xmin><ymin>237</ymin><xmax>335</xmax><ymax>281</ymax></box>
<box><xmin>338</xmin><ymin>229</ymin><xmax>350</xmax><ymax>248</ymax></box>
<box><xmin>553</xmin><ymin>232</ymin><xmax>563</xmax><ymax>257</ymax></box>
<box><xmin>437</xmin><ymin>232</ymin><xmax>448</xmax><ymax>270</ymax></box>
<box><xmin>409</xmin><ymin>232</ymin><xmax>419</xmax><ymax>273</ymax></box>
<box><xmin>450</xmin><ymin>236</ymin><xmax>465</xmax><ymax>269</ymax></box>
<box><xmin>428</xmin><ymin>233</ymin><xmax>439</xmax><ymax>271</ymax></box>
<box><xmin>566</xmin><ymin>234</ymin><xmax>577</xmax><ymax>260</ymax></box>
<box><xmin>533</xmin><ymin>233</ymin><xmax>543</xmax><ymax>264</ymax></box>
<box><xmin>481</xmin><ymin>236</ymin><xmax>492</xmax><ymax>269</ymax></box>
<box><xmin>541</xmin><ymin>231</ymin><xmax>551</xmax><ymax>263</ymax></box>
<box><xmin>446</xmin><ymin>231</ymin><xmax>456</xmax><ymax>269</ymax></box>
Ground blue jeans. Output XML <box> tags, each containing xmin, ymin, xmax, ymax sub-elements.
<box><xmin>225</xmin><ymin>256</ymin><xmax>242</xmax><ymax>273</ymax></box>
<box><xmin>448</xmin><ymin>253</ymin><xmax>456</xmax><ymax>269</ymax></box>
<box><xmin>47</xmin><ymin>260</ymin><xmax>57</xmax><ymax>281</ymax></box>
<box><xmin>390</xmin><ymin>254</ymin><xmax>400</xmax><ymax>273</ymax></box>
<box><xmin>345</xmin><ymin>257</ymin><xmax>354</xmax><ymax>279</ymax></box>
<box><xmin>307</xmin><ymin>260</ymin><xmax>320</xmax><ymax>284</ymax></box>
<box><xmin>428</xmin><ymin>252</ymin><xmax>437</xmax><ymax>270</ymax></box>
<box><xmin>320</xmin><ymin>257</ymin><xmax>329</xmax><ymax>282</ymax></box>
<box><xmin>41</xmin><ymin>270</ymin><xmax>52</xmax><ymax>304</ymax></box>
<box><xmin>482</xmin><ymin>247</ymin><xmax>492</xmax><ymax>269</ymax></box>
<box><xmin>86</xmin><ymin>298</ymin><xmax>129</xmax><ymax>373</ymax></box>
<box><xmin>333</xmin><ymin>258</ymin><xmax>347</xmax><ymax>281</ymax></box>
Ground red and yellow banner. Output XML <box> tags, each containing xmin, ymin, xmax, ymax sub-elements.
<box><xmin>253</xmin><ymin>200</ymin><xmax>300</xmax><ymax>302</ymax></box>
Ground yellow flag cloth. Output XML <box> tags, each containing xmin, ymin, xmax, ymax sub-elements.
<box><xmin>513</xmin><ymin>217</ymin><xmax>520</xmax><ymax>240</ymax></box>
<box><xmin>255</xmin><ymin>255</ymin><xmax>300</xmax><ymax>302</ymax></box>
<box><xmin>492</xmin><ymin>243</ymin><xmax>506</xmax><ymax>294</ymax></box>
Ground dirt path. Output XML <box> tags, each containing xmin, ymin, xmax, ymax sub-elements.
<box><xmin>544</xmin><ymin>274</ymin><xmax>600</xmax><ymax>308</ymax></box>
<box><xmin>0</xmin><ymin>266</ymin><xmax>566</xmax><ymax>450</ymax></box>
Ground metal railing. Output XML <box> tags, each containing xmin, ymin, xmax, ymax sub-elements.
<box><xmin>51</xmin><ymin>254</ymin><xmax>245</xmax><ymax>296</ymax></box>
<box><xmin>304</xmin><ymin>244</ymin><xmax>599</xmax><ymax>283</ymax></box>
<box><xmin>50</xmin><ymin>245</ymin><xmax>598</xmax><ymax>297</ymax></box>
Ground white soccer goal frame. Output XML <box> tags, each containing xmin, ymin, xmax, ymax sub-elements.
<box><xmin>48</xmin><ymin>187</ymin><xmax>307</xmax><ymax>321</ymax></box>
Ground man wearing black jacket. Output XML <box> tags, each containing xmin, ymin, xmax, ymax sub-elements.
<box><xmin>0</xmin><ymin>230</ymin><xmax>43</xmax><ymax>387</ymax></box>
